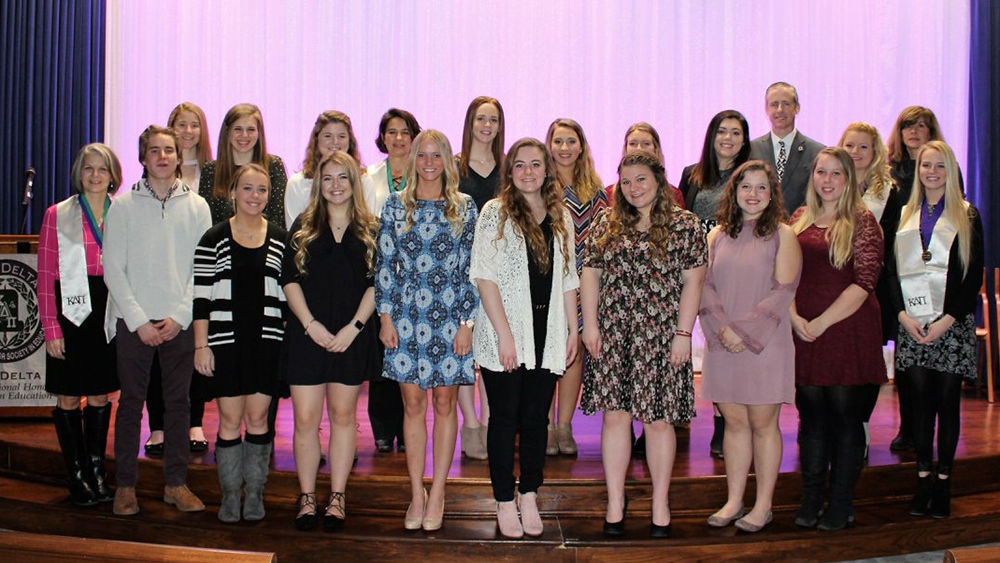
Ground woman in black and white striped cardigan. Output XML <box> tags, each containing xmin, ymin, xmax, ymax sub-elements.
<box><xmin>193</xmin><ymin>163</ymin><xmax>287</xmax><ymax>523</ymax></box>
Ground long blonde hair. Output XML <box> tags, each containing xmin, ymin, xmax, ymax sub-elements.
<box><xmin>545</xmin><ymin>118</ymin><xmax>603</xmax><ymax>203</ymax></box>
<box><xmin>400</xmin><ymin>130</ymin><xmax>467</xmax><ymax>236</ymax></box>
<box><xmin>496</xmin><ymin>138</ymin><xmax>572</xmax><ymax>275</ymax></box>
<box><xmin>792</xmin><ymin>147</ymin><xmax>865</xmax><ymax>269</ymax></box>
<box><xmin>898</xmin><ymin>141</ymin><xmax>972</xmax><ymax>277</ymax></box>
<box><xmin>292</xmin><ymin>152</ymin><xmax>378</xmax><ymax>275</ymax></box>
<box><xmin>838</xmin><ymin>122</ymin><xmax>895</xmax><ymax>200</ymax></box>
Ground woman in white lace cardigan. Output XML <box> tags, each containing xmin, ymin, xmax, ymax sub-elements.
<box><xmin>470</xmin><ymin>138</ymin><xmax>578</xmax><ymax>539</ymax></box>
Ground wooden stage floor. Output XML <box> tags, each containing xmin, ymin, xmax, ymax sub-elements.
<box><xmin>3</xmin><ymin>378</ymin><xmax>998</xmax><ymax>481</ymax></box>
<box><xmin>1</xmin><ymin>378</ymin><xmax>999</xmax><ymax>562</ymax></box>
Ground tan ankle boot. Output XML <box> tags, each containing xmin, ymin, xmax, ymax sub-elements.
<box><xmin>164</xmin><ymin>484</ymin><xmax>205</xmax><ymax>512</ymax></box>
<box><xmin>113</xmin><ymin>486</ymin><xmax>139</xmax><ymax>515</ymax></box>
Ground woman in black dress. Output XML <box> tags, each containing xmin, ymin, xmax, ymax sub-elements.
<box><xmin>193</xmin><ymin>163</ymin><xmax>287</xmax><ymax>523</ymax></box>
<box><xmin>283</xmin><ymin>152</ymin><xmax>381</xmax><ymax>531</ymax></box>
<box><xmin>456</xmin><ymin>95</ymin><xmax>505</xmax><ymax>460</ymax></box>
<box><xmin>38</xmin><ymin>143</ymin><xmax>122</xmax><ymax>506</ymax></box>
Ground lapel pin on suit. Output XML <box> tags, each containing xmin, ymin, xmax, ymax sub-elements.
<box><xmin>797</xmin><ymin>145</ymin><xmax>804</xmax><ymax>152</ymax></box>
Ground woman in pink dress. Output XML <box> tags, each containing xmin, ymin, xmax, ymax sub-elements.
<box><xmin>700</xmin><ymin>160</ymin><xmax>801</xmax><ymax>532</ymax></box>
<box><xmin>789</xmin><ymin>147</ymin><xmax>886</xmax><ymax>531</ymax></box>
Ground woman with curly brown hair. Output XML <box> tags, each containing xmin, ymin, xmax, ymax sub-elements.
<box><xmin>285</xmin><ymin>110</ymin><xmax>363</xmax><ymax>228</ymax></box>
<box><xmin>700</xmin><ymin>160</ymin><xmax>801</xmax><ymax>532</ymax></box>
<box><xmin>470</xmin><ymin>137</ymin><xmax>578</xmax><ymax>538</ymax></box>
<box><xmin>581</xmin><ymin>151</ymin><xmax>707</xmax><ymax>538</ymax></box>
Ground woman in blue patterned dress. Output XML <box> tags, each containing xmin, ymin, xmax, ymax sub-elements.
<box><xmin>545</xmin><ymin>118</ymin><xmax>608</xmax><ymax>455</ymax></box>
<box><xmin>376</xmin><ymin>130</ymin><xmax>479</xmax><ymax>531</ymax></box>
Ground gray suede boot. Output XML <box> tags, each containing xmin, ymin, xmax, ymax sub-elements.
<box><xmin>215</xmin><ymin>442</ymin><xmax>243</xmax><ymax>523</ymax></box>
<box><xmin>242</xmin><ymin>439</ymin><xmax>272</xmax><ymax>521</ymax></box>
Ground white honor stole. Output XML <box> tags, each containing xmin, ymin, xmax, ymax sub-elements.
<box><xmin>54</xmin><ymin>197</ymin><xmax>94</xmax><ymax>326</ymax></box>
<box><xmin>894</xmin><ymin>203</ymin><xmax>965</xmax><ymax>326</ymax></box>
<box><xmin>862</xmin><ymin>187</ymin><xmax>888</xmax><ymax>222</ymax></box>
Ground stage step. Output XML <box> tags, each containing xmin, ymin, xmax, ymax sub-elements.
<box><xmin>1</xmin><ymin>476</ymin><xmax>999</xmax><ymax>562</ymax></box>
<box><xmin>3</xmin><ymin>438</ymin><xmax>999</xmax><ymax>518</ymax></box>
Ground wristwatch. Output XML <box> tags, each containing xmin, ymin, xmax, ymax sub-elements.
<box><xmin>460</xmin><ymin>319</ymin><xmax>475</xmax><ymax>329</ymax></box>
<box><xmin>353</xmin><ymin>319</ymin><xmax>365</xmax><ymax>331</ymax></box>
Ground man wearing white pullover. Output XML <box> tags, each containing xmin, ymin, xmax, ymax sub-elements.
<box><xmin>103</xmin><ymin>125</ymin><xmax>212</xmax><ymax>516</ymax></box>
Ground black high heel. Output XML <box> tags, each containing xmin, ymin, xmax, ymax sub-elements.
<box><xmin>324</xmin><ymin>492</ymin><xmax>346</xmax><ymax>531</ymax></box>
<box><xmin>603</xmin><ymin>494</ymin><xmax>629</xmax><ymax>536</ymax></box>
<box><xmin>295</xmin><ymin>492</ymin><xmax>318</xmax><ymax>531</ymax></box>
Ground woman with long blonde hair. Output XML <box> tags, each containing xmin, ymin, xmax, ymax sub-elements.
<box><xmin>375</xmin><ymin>130</ymin><xmax>479</xmax><ymax>531</ymax></box>
<box><xmin>281</xmin><ymin>152</ymin><xmax>381</xmax><ymax>531</ymax></box>
<box><xmin>887</xmin><ymin>141</ymin><xmax>982</xmax><ymax>519</ymax></box>
<box><xmin>789</xmin><ymin>147</ymin><xmax>886</xmax><ymax>531</ymax></box>
<box><xmin>838</xmin><ymin>122</ymin><xmax>902</xmax><ymax>457</ymax></box>
<box><xmin>545</xmin><ymin>117</ymin><xmax>607</xmax><ymax>456</ymax></box>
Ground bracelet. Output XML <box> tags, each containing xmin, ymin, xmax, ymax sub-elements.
<box><xmin>194</xmin><ymin>344</ymin><xmax>209</xmax><ymax>350</ymax></box>
<box><xmin>675</xmin><ymin>329</ymin><xmax>692</xmax><ymax>337</ymax></box>
<box><xmin>304</xmin><ymin>319</ymin><xmax>317</xmax><ymax>334</ymax></box>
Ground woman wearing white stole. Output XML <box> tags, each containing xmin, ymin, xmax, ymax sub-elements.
<box><xmin>837</xmin><ymin>122</ymin><xmax>903</xmax><ymax>458</ymax></box>
<box><xmin>37</xmin><ymin>143</ymin><xmax>122</xmax><ymax>507</ymax></box>
<box><xmin>888</xmin><ymin>141</ymin><xmax>983</xmax><ymax>519</ymax></box>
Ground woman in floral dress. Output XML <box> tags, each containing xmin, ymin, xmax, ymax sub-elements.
<box><xmin>581</xmin><ymin>151</ymin><xmax>707</xmax><ymax>538</ymax></box>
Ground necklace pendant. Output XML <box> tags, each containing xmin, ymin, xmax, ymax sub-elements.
<box><xmin>922</xmin><ymin>249</ymin><xmax>932</xmax><ymax>262</ymax></box>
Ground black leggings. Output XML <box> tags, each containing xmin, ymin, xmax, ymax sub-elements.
<box><xmin>907</xmin><ymin>366</ymin><xmax>962</xmax><ymax>475</ymax></box>
<box><xmin>796</xmin><ymin>384</ymin><xmax>876</xmax><ymax>506</ymax></box>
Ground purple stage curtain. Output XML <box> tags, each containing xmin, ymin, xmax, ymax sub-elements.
<box><xmin>103</xmin><ymin>1</ymin><xmax>971</xmax><ymax>191</ymax></box>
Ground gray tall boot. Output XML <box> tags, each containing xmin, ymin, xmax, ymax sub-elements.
<box><xmin>242</xmin><ymin>440</ymin><xmax>271</xmax><ymax>521</ymax></box>
<box><xmin>215</xmin><ymin>442</ymin><xmax>243</xmax><ymax>523</ymax></box>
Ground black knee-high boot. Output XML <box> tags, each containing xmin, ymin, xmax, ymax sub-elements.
<box><xmin>818</xmin><ymin>440</ymin><xmax>863</xmax><ymax>530</ymax></box>
<box><xmin>52</xmin><ymin>408</ymin><xmax>98</xmax><ymax>507</ymax></box>
<box><xmin>795</xmin><ymin>434</ymin><xmax>828</xmax><ymax>527</ymax></box>
<box><xmin>82</xmin><ymin>403</ymin><xmax>115</xmax><ymax>502</ymax></box>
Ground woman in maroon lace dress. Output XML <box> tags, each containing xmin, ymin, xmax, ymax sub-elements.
<box><xmin>789</xmin><ymin>147</ymin><xmax>886</xmax><ymax>531</ymax></box>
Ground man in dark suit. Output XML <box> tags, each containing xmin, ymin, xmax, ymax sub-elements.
<box><xmin>749</xmin><ymin>82</ymin><xmax>824</xmax><ymax>214</ymax></box>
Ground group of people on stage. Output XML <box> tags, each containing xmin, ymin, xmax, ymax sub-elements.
<box><xmin>38</xmin><ymin>81</ymin><xmax>982</xmax><ymax>539</ymax></box>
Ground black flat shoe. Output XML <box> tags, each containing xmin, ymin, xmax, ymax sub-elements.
<box><xmin>374</xmin><ymin>439</ymin><xmax>393</xmax><ymax>453</ymax></box>
<box><xmin>295</xmin><ymin>493</ymin><xmax>318</xmax><ymax>531</ymax></box>
<box><xmin>890</xmin><ymin>433</ymin><xmax>914</xmax><ymax>452</ymax></box>
<box><xmin>144</xmin><ymin>441</ymin><xmax>164</xmax><ymax>456</ymax></box>
<box><xmin>650</xmin><ymin>523</ymin><xmax>671</xmax><ymax>538</ymax></box>
<box><xmin>189</xmin><ymin>439</ymin><xmax>209</xmax><ymax>453</ymax></box>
